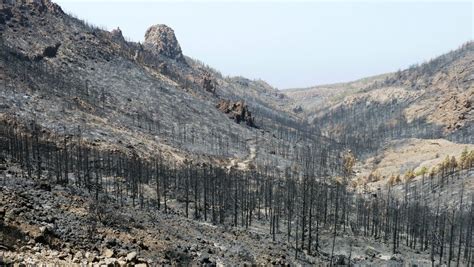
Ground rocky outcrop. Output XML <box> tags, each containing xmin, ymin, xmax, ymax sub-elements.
<box><xmin>440</xmin><ymin>94</ymin><xmax>472</xmax><ymax>131</ymax></box>
<box><xmin>144</xmin><ymin>24</ymin><xmax>185</xmax><ymax>63</ymax></box>
<box><xmin>216</xmin><ymin>100</ymin><xmax>256</xmax><ymax>127</ymax></box>
<box><xmin>201</xmin><ymin>72</ymin><xmax>216</xmax><ymax>93</ymax></box>
<box><xmin>110</xmin><ymin>27</ymin><xmax>125</xmax><ymax>43</ymax></box>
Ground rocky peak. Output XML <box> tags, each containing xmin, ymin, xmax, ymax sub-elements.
<box><xmin>143</xmin><ymin>24</ymin><xmax>185</xmax><ymax>63</ymax></box>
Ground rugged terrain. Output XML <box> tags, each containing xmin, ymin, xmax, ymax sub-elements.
<box><xmin>0</xmin><ymin>0</ymin><xmax>314</xmax><ymax>173</ymax></box>
<box><xmin>0</xmin><ymin>162</ymin><xmax>451</xmax><ymax>266</ymax></box>
<box><xmin>1</xmin><ymin>0</ymin><xmax>473</xmax><ymax>266</ymax></box>
<box><xmin>285</xmin><ymin>42</ymin><xmax>474</xmax><ymax>189</ymax></box>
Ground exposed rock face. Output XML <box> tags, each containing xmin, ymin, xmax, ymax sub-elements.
<box><xmin>144</xmin><ymin>24</ymin><xmax>185</xmax><ymax>63</ymax></box>
<box><xmin>216</xmin><ymin>100</ymin><xmax>256</xmax><ymax>127</ymax></box>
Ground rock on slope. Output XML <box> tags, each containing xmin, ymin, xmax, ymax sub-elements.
<box><xmin>144</xmin><ymin>24</ymin><xmax>186</xmax><ymax>63</ymax></box>
<box><xmin>216</xmin><ymin>99</ymin><xmax>256</xmax><ymax>127</ymax></box>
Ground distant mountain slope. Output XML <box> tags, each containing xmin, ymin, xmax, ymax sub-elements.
<box><xmin>284</xmin><ymin>42</ymin><xmax>474</xmax><ymax>154</ymax></box>
<box><xmin>284</xmin><ymin>73</ymin><xmax>391</xmax><ymax>114</ymax></box>
<box><xmin>283</xmin><ymin>42</ymin><xmax>474</xmax><ymax>192</ymax></box>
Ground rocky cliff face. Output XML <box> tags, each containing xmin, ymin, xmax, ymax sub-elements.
<box><xmin>143</xmin><ymin>24</ymin><xmax>185</xmax><ymax>63</ymax></box>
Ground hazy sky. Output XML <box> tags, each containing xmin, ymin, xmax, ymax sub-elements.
<box><xmin>56</xmin><ymin>1</ymin><xmax>473</xmax><ymax>89</ymax></box>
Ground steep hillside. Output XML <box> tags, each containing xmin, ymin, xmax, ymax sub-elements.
<box><xmin>285</xmin><ymin>42</ymin><xmax>473</xmax><ymax>153</ymax></box>
<box><xmin>0</xmin><ymin>0</ymin><xmax>334</xmax><ymax>174</ymax></box>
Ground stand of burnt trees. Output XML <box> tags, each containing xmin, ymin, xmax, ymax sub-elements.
<box><xmin>0</xmin><ymin>120</ymin><xmax>472</xmax><ymax>266</ymax></box>
<box><xmin>314</xmin><ymin>98</ymin><xmax>447</xmax><ymax>156</ymax></box>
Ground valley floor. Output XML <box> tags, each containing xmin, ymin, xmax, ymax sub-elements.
<box><xmin>0</xmin><ymin>162</ymin><xmax>440</xmax><ymax>266</ymax></box>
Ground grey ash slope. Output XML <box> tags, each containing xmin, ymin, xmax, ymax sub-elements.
<box><xmin>0</xmin><ymin>0</ymin><xmax>327</xmax><ymax>171</ymax></box>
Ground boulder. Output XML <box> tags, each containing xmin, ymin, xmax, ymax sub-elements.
<box><xmin>364</xmin><ymin>246</ymin><xmax>380</xmax><ymax>258</ymax></box>
<box><xmin>104</xmin><ymin>257</ymin><xmax>117</xmax><ymax>266</ymax></box>
<box><xmin>390</xmin><ymin>254</ymin><xmax>403</xmax><ymax>262</ymax></box>
<box><xmin>103</xmin><ymin>248</ymin><xmax>114</xmax><ymax>258</ymax></box>
<box><xmin>105</xmin><ymin>237</ymin><xmax>117</xmax><ymax>247</ymax></box>
<box><xmin>43</xmin><ymin>43</ymin><xmax>61</xmax><ymax>58</ymax></box>
<box><xmin>126</xmin><ymin>251</ymin><xmax>137</xmax><ymax>262</ymax></box>
<box><xmin>164</xmin><ymin>246</ymin><xmax>192</xmax><ymax>264</ymax></box>
<box><xmin>33</xmin><ymin>225</ymin><xmax>54</xmax><ymax>244</ymax></box>
<box><xmin>237</xmin><ymin>246</ymin><xmax>254</xmax><ymax>262</ymax></box>
<box><xmin>85</xmin><ymin>251</ymin><xmax>97</xmax><ymax>262</ymax></box>
<box><xmin>73</xmin><ymin>251</ymin><xmax>83</xmax><ymax>262</ymax></box>
<box><xmin>333</xmin><ymin>254</ymin><xmax>348</xmax><ymax>265</ymax></box>
<box><xmin>199</xmin><ymin>252</ymin><xmax>213</xmax><ymax>264</ymax></box>
<box><xmin>36</xmin><ymin>181</ymin><xmax>51</xmax><ymax>191</ymax></box>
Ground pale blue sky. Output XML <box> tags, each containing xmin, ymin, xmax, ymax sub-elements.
<box><xmin>56</xmin><ymin>1</ymin><xmax>473</xmax><ymax>89</ymax></box>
